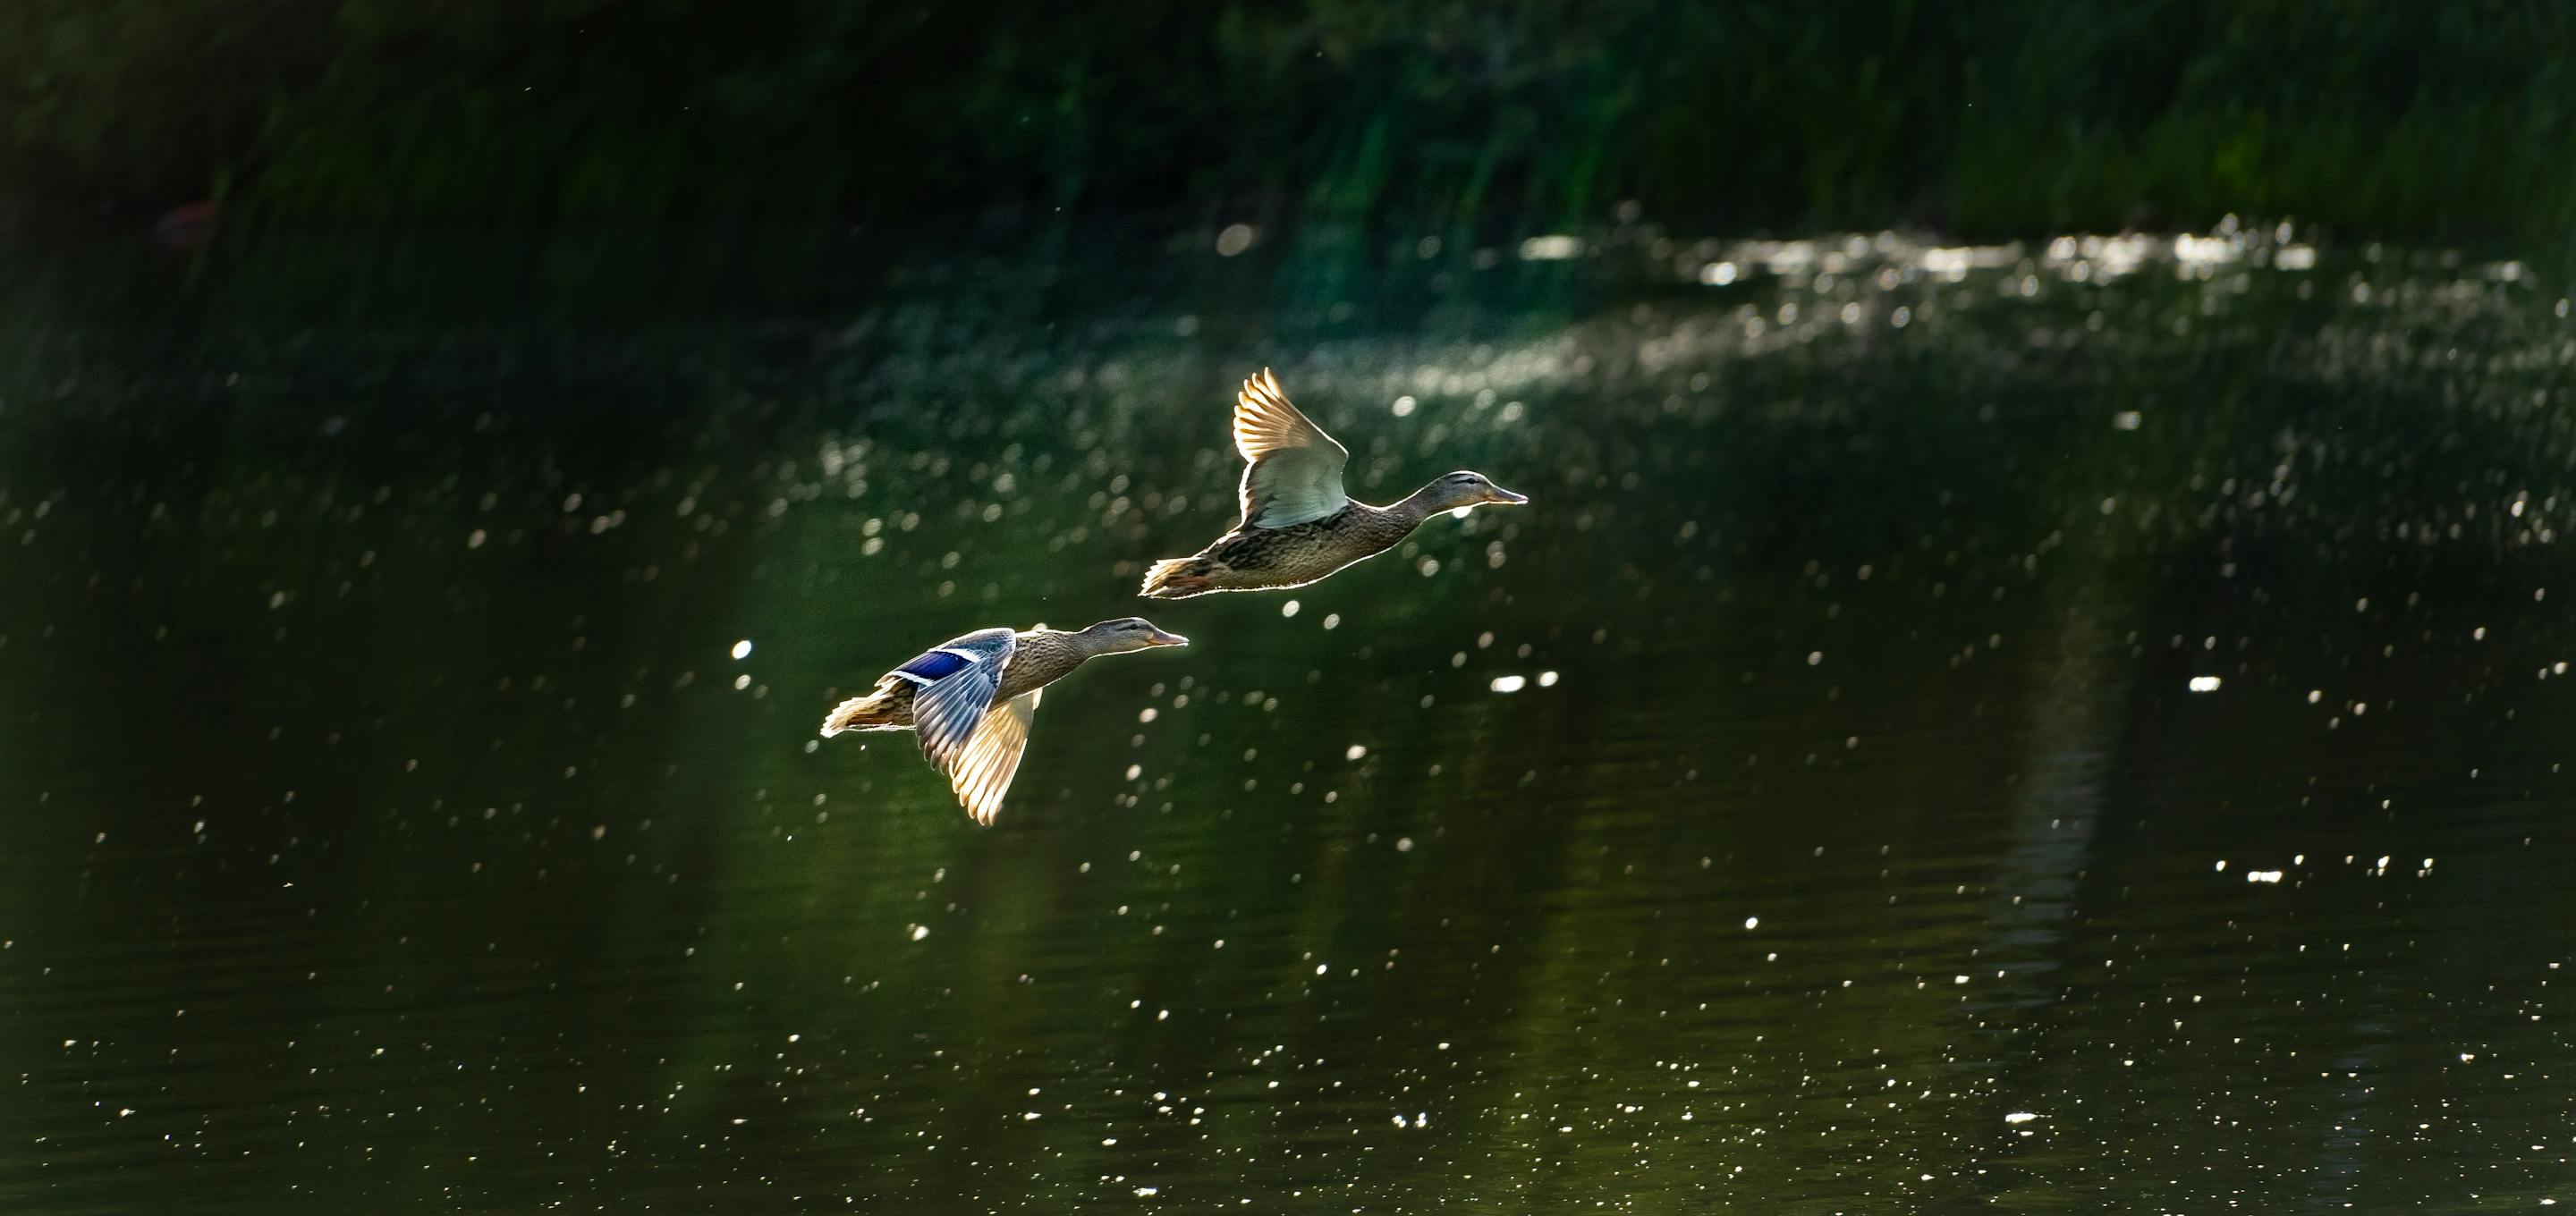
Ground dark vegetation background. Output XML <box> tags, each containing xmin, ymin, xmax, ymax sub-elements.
<box><xmin>5</xmin><ymin>0</ymin><xmax>2574</xmax><ymax>269</ymax></box>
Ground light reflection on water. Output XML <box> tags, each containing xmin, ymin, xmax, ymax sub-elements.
<box><xmin>3</xmin><ymin>231</ymin><xmax>2575</xmax><ymax>1210</ymax></box>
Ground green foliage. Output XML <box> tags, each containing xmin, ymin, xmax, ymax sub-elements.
<box><xmin>5</xmin><ymin>0</ymin><xmax>2576</xmax><ymax>242</ymax></box>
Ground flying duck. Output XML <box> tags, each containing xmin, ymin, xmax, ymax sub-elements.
<box><xmin>1140</xmin><ymin>368</ymin><xmax>1526</xmax><ymax>598</ymax></box>
<box><xmin>819</xmin><ymin>618</ymin><xmax>1186</xmax><ymax>823</ymax></box>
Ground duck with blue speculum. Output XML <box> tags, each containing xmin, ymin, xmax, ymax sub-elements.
<box><xmin>819</xmin><ymin>618</ymin><xmax>1187</xmax><ymax>824</ymax></box>
<box><xmin>1140</xmin><ymin>368</ymin><xmax>1528</xmax><ymax>598</ymax></box>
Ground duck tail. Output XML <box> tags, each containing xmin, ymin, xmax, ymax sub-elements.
<box><xmin>1140</xmin><ymin>557</ymin><xmax>1216</xmax><ymax>599</ymax></box>
<box><xmin>819</xmin><ymin>688</ymin><xmax>903</xmax><ymax>737</ymax></box>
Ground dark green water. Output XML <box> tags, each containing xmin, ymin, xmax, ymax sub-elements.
<box><xmin>5</xmin><ymin>230</ymin><xmax>2576</xmax><ymax>1212</ymax></box>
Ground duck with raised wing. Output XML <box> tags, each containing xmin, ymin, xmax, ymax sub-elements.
<box><xmin>1140</xmin><ymin>369</ymin><xmax>1527</xmax><ymax>598</ymax></box>
<box><xmin>818</xmin><ymin>618</ymin><xmax>1187</xmax><ymax>824</ymax></box>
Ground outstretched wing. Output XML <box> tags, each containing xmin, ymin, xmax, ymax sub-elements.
<box><xmin>905</xmin><ymin>628</ymin><xmax>1016</xmax><ymax>777</ymax></box>
<box><xmin>1233</xmin><ymin>368</ymin><xmax>1352</xmax><ymax>528</ymax></box>
<box><xmin>947</xmin><ymin>688</ymin><xmax>1043</xmax><ymax>825</ymax></box>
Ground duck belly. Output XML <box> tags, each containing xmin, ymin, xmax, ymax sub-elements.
<box><xmin>1146</xmin><ymin>523</ymin><xmax>1394</xmax><ymax>596</ymax></box>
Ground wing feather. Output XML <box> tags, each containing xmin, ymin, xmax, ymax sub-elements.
<box><xmin>909</xmin><ymin>629</ymin><xmax>1015</xmax><ymax>775</ymax></box>
<box><xmin>946</xmin><ymin>688</ymin><xmax>1042</xmax><ymax>825</ymax></box>
<box><xmin>1232</xmin><ymin>368</ymin><xmax>1351</xmax><ymax>528</ymax></box>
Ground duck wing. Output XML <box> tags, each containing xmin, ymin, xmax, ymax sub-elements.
<box><xmin>904</xmin><ymin>627</ymin><xmax>1016</xmax><ymax>780</ymax></box>
<box><xmin>947</xmin><ymin>688</ymin><xmax>1043</xmax><ymax>825</ymax></box>
<box><xmin>1233</xmin><ymin>368</ymin><xmax>1352</xmax><ymax>528</ymax></box>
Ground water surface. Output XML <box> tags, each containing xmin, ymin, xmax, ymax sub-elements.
<box><xmin>4</xmin><ymin>230</ymin><xmax>2574</xmax><ymax>1212</ymax></box>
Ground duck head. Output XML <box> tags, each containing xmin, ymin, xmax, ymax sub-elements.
<box><xmin>1417</xmin><ymin>470</ymin><xmax>1530</xmax><ymax>514</ymax></box>
<box><xmin>1077</xmin><ymin>617</ymin><xmax>1191</xmax><ymax>654</ymax></box>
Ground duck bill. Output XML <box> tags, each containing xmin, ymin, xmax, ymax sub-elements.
<box><xmin>1483</xmin><ymin>485</ymin><xmax>1530</xmax><ymax>505</ymax></box>
<box><xmin>1143</xmin><ymin>628</ymin><xmax>1190</xmax><ymax>647</ymax></box>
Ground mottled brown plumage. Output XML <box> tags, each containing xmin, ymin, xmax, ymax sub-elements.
<box><xmin>1140</xmin><ymin>369</ymin><xmax>1526</xmax><ymax>598</ymax></box>
<box><xmin>1144</xmin><ymin>494</ymin><xmax>1450</xmax><ymax>595</ymax></box>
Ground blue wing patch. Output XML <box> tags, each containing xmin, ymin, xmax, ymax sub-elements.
<box><xmin>895</xmin><ymin>647</ymin><xmax>974</xmax><ymax>682</ymax></box>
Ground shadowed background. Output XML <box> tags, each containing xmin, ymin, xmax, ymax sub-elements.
<box><xmin>11</xmin><ymin>1</ymin><xmax>2576</xmax><ymax>298</ymax></box>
